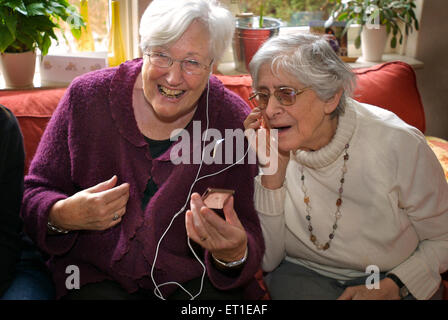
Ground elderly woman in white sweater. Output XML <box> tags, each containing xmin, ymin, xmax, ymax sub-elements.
<box><xmin>244</xmin><ymin>33</ymin><xmax>448</xmax><ymax>300</ymax></box>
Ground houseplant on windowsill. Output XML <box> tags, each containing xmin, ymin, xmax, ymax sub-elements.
<box><xmin>0</xmin><ymin>0</ymin><xmax>84</xmax><ymax>88</ymax></box>
<box><xmin>233</xmin><ymin>2</ymin><xmax>282</xmax><ymax>73</ymax></box>
<box><xmin>326</xmin><ymin>0</ymin><xmax>419</xmax><ymax>62</ymax></box>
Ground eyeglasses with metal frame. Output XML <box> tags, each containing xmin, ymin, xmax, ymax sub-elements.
<box><xmin>249</xmin><ymin>86</ymin><xmax>310</xmax><ymax>109</ymax></box>
<box><xmin>145</xmin><ymin>52</ymin><xmax>213</xmax><ymax>75</ymax></box>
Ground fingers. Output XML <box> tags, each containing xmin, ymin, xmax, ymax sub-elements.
<box><xmin>222</xmin><ymin>196</ymin><xmax>243</xmax><ymax>228</ymax></box>
<box><xmin>337</xmin><ymin>287</ymin><xmax>356</xmax><ymax>300</ymax></box>
<box><xmin>186</xmin><ymin>193</ymin><xmax>217</xmax><ymax>243</ymax></box>
<box><xmin>244</xmin><ymin>108</ymin><xmax>262</xmax><ymax>130</ymax></box>
<box><xmin>98</xmin><ymin>182</ymin><xmax>130</xmax><ymax>204</ymax></box>
<box><xmin>188</xmin><ymin>193</ymin><xmax>213</xmax><ymax>241</ymax></box>
<box><xmin>185</xmin><ymin>209</ymin><xmax>208</xmax><ymax>243</ymax></box>
<box><xmin>187</xmin><ymin>193</ymin><xmax>245</xmax><ymax>245</ymax></box>
<box><xmin>260</xmin><ymin>110</ymin><xmax>271</xmax><ymax>130</ymax></box>
<box><xmin>86</xmin><ymin>175</ymin><xmax>117</xmax><ymax>193</ymax></box>
<box><xmin>85</xmin><ymin>176</ymin><xmax>130</xmax><ymax>205</ymax></box>
<box><xmin>68</xmin><ymin>177</ymin><xmax>130</xmax><ymax>231</ymax></box>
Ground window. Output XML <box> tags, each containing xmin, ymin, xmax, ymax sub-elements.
<box><xmin>239</xmin><ymin>0</ymin><xmax>331</xmax><ymax>27</ymax></box>
<box><xmin>49</xmin><ymin>0</ymin><xmax>109</xmax><ymax>54</ymax></box>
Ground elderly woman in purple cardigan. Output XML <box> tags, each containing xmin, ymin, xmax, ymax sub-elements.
<box><xmin>21</xmin><ymin>0</ymin><xmax>265</xmax><ymax>300</ymax></box>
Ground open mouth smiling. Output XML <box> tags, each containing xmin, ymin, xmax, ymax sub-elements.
<box><xmin>272</xmin><ymin>125</ymin><xmax>292</xmax><ymax>132</ymax></box>
<box><xmin>158</xmin><ymin>85</ymin><xmax>186</xmax><ymax>99</ymax></box>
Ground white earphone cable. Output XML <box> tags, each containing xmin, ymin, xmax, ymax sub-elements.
<box><xmin>150</xmin><ymin>76</ymin><xmax>250</xmax><ymax>300</ymax></box>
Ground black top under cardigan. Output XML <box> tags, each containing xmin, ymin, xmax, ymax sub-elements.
<box><xmin>0</xmin><ymin>105</ymin><xmax>25</xmax><ymax>296</ymax></box>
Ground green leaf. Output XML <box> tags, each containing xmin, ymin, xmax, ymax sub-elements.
<box><xmin>3</xmin><ymin>0</ymin><xmax>27</xmax><ymax>16</ymax></box>
<box><xmin>0</xmin><ymin>25</ymin><xmax>15</xmax><ymax>52</ymax></box>
<box><xmin>342</xmin><ymin>18</ymin><xmax>354</xmax><ymax>36</ymax></box>
<box><xmin>338</xmin><ymin>12</ymin><xmax>349</xmax><ymax>21</ymax></box>
<box><xmin>26</xmin><ymin>3</ymin><xmax>46</xmax><ymax>16</ymax></box>
<box><xmin>71</xmin><ymin>27</ymin><xmax>82</xmax><ymax>40</ymax></box>
<box><xmin>0</xmin><ymin>8</ymin><xmax>18</xmax><ymax>38</ymax></box>
<box><xmin>13</xmin><ymin>32</ymin><xmax>34</xmax><ymax>52</ymax></box>
<box><xmin>390</xmin><ymin>36</ymin><xmax>397</xmax><ymax>48</ymax></box>
<box><xmin>39</xmin><ymin>33</ymin><xmax>52</xmax><ymax>57</ymax></box>
<box><xmin>354</xmin><ymin>35</ymin><xmax>361</xmax><ymax>49</ymax></box>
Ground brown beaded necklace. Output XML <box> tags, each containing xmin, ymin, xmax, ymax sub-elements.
<box><xmin>299</xmin><ymin>143</ymin><xmax>350</xmax><ymax>251</ymax></box>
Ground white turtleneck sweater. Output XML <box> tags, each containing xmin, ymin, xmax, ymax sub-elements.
<box><xmin>254</xmin><ymin>98</ymin><xmax>448</xmax><ymax>300</ymax></box>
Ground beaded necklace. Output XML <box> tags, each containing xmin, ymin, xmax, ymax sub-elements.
<box><xmin>299</xmin><ymin>143</ymin><xmax>350</xmax><ymax>251</ymax></box>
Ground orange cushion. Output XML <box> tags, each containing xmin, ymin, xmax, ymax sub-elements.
<box><xmin>217</xmin><ymin>61</ymin><xmax>426</xmax><ymax>133</ymax></box>
<box><xmin>0</xmin><ymin>88</ymin><xmax>67</xmax><ymax>174</ymax></box>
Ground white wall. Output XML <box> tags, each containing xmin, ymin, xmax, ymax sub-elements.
<box><xmin>413</xmin><ymin>0</ymin><xmax>448</xmax><ymax>139</ymax></box>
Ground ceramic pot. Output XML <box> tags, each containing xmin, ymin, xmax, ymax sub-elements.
<box><xmin>0</xmin><ymin>51</ymin><xmax>36</xmax><ymax>88</ymax></box>
<box><xmin>360</xmin><ymin>25</ymin><xmax>388</xmax><ymax>62</ymax></box>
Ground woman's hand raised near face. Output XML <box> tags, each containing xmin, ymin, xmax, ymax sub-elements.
<box><xmin>48</xmin><ymin>175</ymin><xmax>130</xmax><ymax>231</ymax></box>
<box><xmin>244</xmin><ymin>107</ymin><xmax>290</xmax><ymax>190</ymax></box>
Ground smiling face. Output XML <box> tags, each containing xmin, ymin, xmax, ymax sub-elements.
<box><xmin>141</xmin><ymin>20</ymin><xmax>212</xmax><ymax>123</ymax></box>
<box><xmin>257</xmin><ymin>63</ymin><xmax>341</xmax><ymax>152</ymax></box>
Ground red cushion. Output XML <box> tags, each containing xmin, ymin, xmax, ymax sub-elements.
<box><xmin>1</xmin><ymin>61</ymin><xmax>425</xmax><ymax>174</ymax></box>
<box><xmin>353</xmin><ymin>61</ymin><xmax>425</xmax><ymax>133</ymax></box>
<box><xmin>0</xmin><ymin>88</ymin><xmax>66</xmax><ymax>174</ymax></box>
<box><xmin>217</xmin><ymin>61</ymin><xmax>426</xmax><ymax>133</ymax></box>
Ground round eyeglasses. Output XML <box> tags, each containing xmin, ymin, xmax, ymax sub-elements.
<box><xmin>145</xmin><ymin>52</ymin><xmax>213</xmax><ymax>75</ymax></box>
<box><xmin>249</xmin><ymin>86</ymin><xmax>310</xmax><ymax>109</ymax></box>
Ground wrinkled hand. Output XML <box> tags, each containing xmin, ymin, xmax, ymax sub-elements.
<box><xmin>244</xmin><ymin>107</ymin><xmax>289</xmax><ymax>188</ymax></box>
<box><xmin>244</xmin><ymin>107</ymin><xmax>274</xmax><ymax>166</ymax></box>
<box><xmin>49</xmin><ymin>175</ymin><xmax>130</xmax><ymax>231</ymax></box>
<box><xmin>337</xmin><ymin>278</ymin><xmax>401</xmax><ymax>300</ymax></box>
<box><xmin>185</xmin><ymin>193</ymin><xmax>247</xmax><ymax>262</ymax></box>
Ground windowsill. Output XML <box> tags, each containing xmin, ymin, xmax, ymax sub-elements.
<box><xmin>217</xmin><ymin>53</ymin><xmax>424</xmax><ymax>76</ymax></box>
<box><xmin>349</xmin><ymin>54</ymin><xmax>424</xmax><ymax>69</ymax></box>
<box><xmin>0</xmin><ymin>73</ymin><xmax>68</xmax><ymax>91</ymax></box>
<box><xmin>0</xmin><ymin>51</ymin><xmax>107</xmax><ymax>91</ymax></box>
<box><xmin>0</xmin><ymin>73</ymin><xmax>69</xmax><ymax>91</ymax></box>
<box><xmin>0</xmin><ymin>51</ymin><xmax>424</xmax><ymax>91</ymax></box>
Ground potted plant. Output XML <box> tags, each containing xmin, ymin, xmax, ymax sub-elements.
<box><xmin>326</xmin><ymin>0</ymin><xmax>419</xmax><ymax>61</ymax></box>
<box><xmin>0</xmin><ymin>0</ymin><xmax>84</xmax><ymax>88</ymax></box>
<box><xmin>233</xmin><ymin>2</ymin><xmax>282</xmax><ymax>73</ymax></box>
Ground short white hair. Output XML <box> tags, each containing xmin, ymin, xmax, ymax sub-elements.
<box><xmin>139</xmin><ymin>0</ymin><xmax>235</xmax><ymax>63</ymax></box>
<box><xmin>249</xmin><ymin>33</ymin><xmax>356</xmax><ymax>117</ymax></box>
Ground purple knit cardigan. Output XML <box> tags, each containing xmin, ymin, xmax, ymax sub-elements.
<box><xmin>21</xmin><ymin>59</ymin><xmax>265</xmax><ymax>299</ymax></box>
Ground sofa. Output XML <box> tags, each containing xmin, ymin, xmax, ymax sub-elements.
<box><xmin>1</xmin><ymin>60</ymin><xmax>447</xmax><ymax>299</ymax></box>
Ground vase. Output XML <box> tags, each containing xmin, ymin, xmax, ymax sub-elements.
<box><xmin>360</xmin><ymin>25</ymin><xmax>388</xmax><ymax>62</ymax></box>
<box><xmin>76</xmin><ymin>0</ymin><xmax>95</xmax><ymax>52</ymax></box>
<box><xmin>233</xmin><ymin>16</ymin><xmax>281</xmax><ymax>73</ymax></box>
<box><xmin>0</xmin><ymin>51</ymin><xmax>36</xmax><ymax>88</ymax></box>
<box><xmin>107</xmin><ymin>0</ymin><xmax>126</xmax><ymax>67</ymax></box>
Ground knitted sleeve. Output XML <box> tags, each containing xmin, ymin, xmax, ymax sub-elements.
<box><xmin>21</xmin><ymin>86</ymin><xmax>79</xmax><ymax>256</ymax></box>
<box><xmin>388</xmin><ymin>128</ymin><xmax>448</xmax><ymax>300</ymax></box>
<box><xmin>253</xmin><ymin>175</ymin><xmax>287</xmax><ymax>272</ymax></box>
